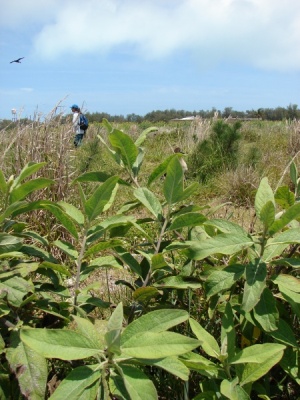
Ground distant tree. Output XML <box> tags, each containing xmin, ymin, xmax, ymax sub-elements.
<box><xmin>222</xmin><ymin>107</ymin><xmax>233</xmax><ymax>118</ymax></box>
<box><xmin>126</xmin><ymin>113</ymin><xmax>142</xmax><ymax>123</ymax></box>
<box><xmin>286</xmin><ymin>103</ymin><xmax>299</xmax><ymax>119</ymax></box>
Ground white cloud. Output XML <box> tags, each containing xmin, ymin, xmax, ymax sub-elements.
<box><xmin>0</xmin><ymin>0</ymin><xmax>63</xmax><ymax>28</ymax></box>
<box><xmin>3</xmin><ymin>0</ymin><xmax>300</xmax><ymax>71</ymax></box>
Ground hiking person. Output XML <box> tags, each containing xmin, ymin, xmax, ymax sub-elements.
<box><xmin>70</xmin><ymin>104</ymin><xmax>88</xmax><ymax>147</ymax></box>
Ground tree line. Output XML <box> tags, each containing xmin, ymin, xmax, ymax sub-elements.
<box><xmin>85</xmin><ymin>104</ymin><xmax>300</xmax><ymax>123</ymax></box>
<box><xmin>1</xmin><ymin>104</ymin><xmax>299</xmax><ymax>129</ymax></box>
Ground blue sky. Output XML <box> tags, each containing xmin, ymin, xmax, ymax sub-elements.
<box><xmin>1</xmin><ymin>0</ymin><xmax>300</xmax><ymax>120</ymax></box>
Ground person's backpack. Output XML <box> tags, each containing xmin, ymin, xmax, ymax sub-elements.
<box><xmin>79</xmin><ymin>114</ymin><xmax>89</xmax><ymax>131</ymax></box>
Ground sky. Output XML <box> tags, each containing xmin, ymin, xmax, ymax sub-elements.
<box><xmin>1</xmin><ymin>0</ymin><xmax>300</xmax><ymax>120</ymax></box>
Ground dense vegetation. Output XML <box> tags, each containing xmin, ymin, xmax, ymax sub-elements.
<box><xmin>1</xmin><ymin>103</ymin><xmax>299</xmax><ymax>128</ymax></box>
<box><xmin>0</xmin><ymin>114</ymin><xmax>299</xmax><ymax>399</ymax></box>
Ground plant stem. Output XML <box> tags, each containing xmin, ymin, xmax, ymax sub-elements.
<box><xmin>73</xmin><ymin>227</ymin><xmax>88</xmax><ymax>307</ymax></box>
<box><xmin>142</xmin><ymin>214</ymin><xmax>169</xmax><ymax>287</ymax></box>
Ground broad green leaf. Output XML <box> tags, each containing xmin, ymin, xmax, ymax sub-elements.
<box><xmin>121</xmin><ymin>331</ymin><xmax>200</xmax><ymax>359</ymax></box>
<box><xmin>238</xmin><ymin>349</ymin><xmax>285</xmax><ymax>386</ymax></box>
<box><xmin>221</xmin><ymin>302</ymin><xmax>236</xmax><ymax>361</ymax></box>
<box><xmin>0</xmin><ymin>200</ymin><xmax>28</xmax><ymax>223</ymax></box>
<box><xmin>11</xmin><ymin>162</ymin><xmax>46</xmax><ymax>187</ymax></box>
<box><xmin>230</xmin><ymin>343</ymin><xmax>285</xmax><ymax>364</ymax></box>
<box><xmin>114</xmin><ymin>246</ymin><xmax>142</xmax><ymax>277</ymax></box>
<box><xmin>49</xmin><ymin>365</ymin><xmax>101</xmax><ymax>400</ymax></box>
<box><xmin>253</xmin><ymin>288</ymin><xmax>279</xmax><ymax>332</ymax></box>
<box><xmin>133</xmin><ymin>287</ymin><xmax>160</xmax><ymax>303</ymax></box>
<box><xmin>189</xmin><ymin>318</ymin><xmax>220</xmax><ymax>359</ymax></box>
<box><xmin>84</xmin><ymin>239</ymin><xmax>122</xmax><ymax>257</ymax></box>
<box><xmin>280</xmin><ymin>347</ymin><xmax>300</xmax><ymax>384</ymax></box>
<box><xmin>255</xmin><ymin>177</ymin><xmax>275</xmax><ymax>220</ymax></box>
<box><xmin>137</xmin><ymin>356</ymin><xmax>189</xmax><ymax>381</ymax></box>
<box><xmin>11</xmin><ymin>200</ymin><xmax>79</xmax><ymax>239</ymax></box>
<box><xmin>86</xmin><ymin>255</ymin><xmax>121</xmax><ymax>269</ymax></box>
<box><xmin>76</xmin><ymin>295</ymin><xmax>110</xmax><ymax>311</ymax></box>
<box><xmin>220</xmin><ymin>379</ymin><xmax>250</xmax><ymax>400</ymax></box>
<box><xmin>105</xmin><ymin>303</ymin><xmax>123</xmax><ymax>355</ymax></box>
<box><xmin>21</xmin><ymin>328</ymin><xmax>102</xmax><ymax>360</ymax></box>
<box><xmin>180</xmin><ymin>352</ymin><xmax>220</xmax><ymax>378</ymax></box>
<box><xmin>167</xmin><ymin>212</ymin><xmax>206</xmax><ymax>231</ymax></box>
<box><xmin>274</xmin><ymin>285</ymin><xmax>300</xmax><ymax>318</ymax></box>
<box><xmin>102</xmin><ymin>118</ymin><xmax>113</xmax><ymax>132</ymax></box>
<box><xmin>121</xmin><ymin>309</ymin><xmax>189</xmax><ymax>344</ymax></box>
<box><xmin>269</xmin><ymin>319</ymin><xmax>298</xmax><ymax>347</ymax></box>
<box><xmin>134</xmin><ymin>126</ymin><xmax>157</xmax><ymax>147</ymax></box>
<box><xmin>290</xmin><ymin>161</ymin><xmax>298</xmax><ymax>186</ymax></box>
<box><xmin>109</xmin><ymin>373</ymin><xmax>130</xmax><ymax>400</ymax></box>
<box><xmin>0</xmin><ymin>262</ymin><xmax>39</xmax><ymax>279</ymax></box>
<box><xmin>0</xmin><ymin>301</ymin><xmax>10</xmax><ymax>317</ymax></box>
<box><xmin>134</xmin><ymin>187</ymin><xmax>162</xmax><ymax>219</ymax></box>
<box><xmin>118</xmin><ymin>365</ymin><xmax>157</xmax><ymax>400</ymax></box>
<box><xmin>97</xmin><ymin>133</ymin><xmax>123</xmax><ymax>166</ymax></box>
<box><xmin>275</xmin><ymin>186</ymin><xmax>295</xmax><ymax>209</ymax></box>
<box><xmin>263</xmin><ymin>243</ymin><xmax>294</xmax><ymax>263</ymax></box>
<box><xmin>259</xmin><ymin>201</ymin><xmax>275</xmax><ymax>231</ymax></box>
<box><xmin>37</xmin><ymin>282</ymin><xmax>70</xmax><ymax>299</ymax></box>
<box><xmin>87</xmin><ymin>214</ymin><xmax>137</xmax><ymax>243</ymax></box>
<box><xmin>0</xmin><ymin>251</ymin><xmax>25</xmax><ymax>260</ymax></box>
<box><xmin>57</xmin><ymin>201</ymin><xmax>85</xmax><ymax>225</ymax></box>
<box><xmin>204</xmin><ymin>219</ymin><xmax>249</xmax><ymax>236</ymax></box>
<box><xmin>6</xmin><ymin>331</ymin><xmax>47</xmax><ymax>400</ymax></box>
<box><xmin>9</xmin><ymin>178</ymin><xmax>53</xmax><ymax>203</ymax></box>
<box><xmin>22</xmin><ymin>230</ymin><xmax>48</xmax><ymax>246</ymax></box>
<box><xmin>109</xmin><ymin>129</ymin><xmax>138</xmax><ymax>169</ymax></box>
<box><xmin>185</xmin><ymin>234</ymin><xmax>254</xmax><ymax>260</ymax></box>
<box><xmin>265</xmin><ymin>227</ymin><xmax>300</xmax><ymax>247</ymax></box>
<box><xmin>0</xmin><ymin>276</ymin><xmax>34</xmax><ymax>307</ymax></box>
<box><xmin>20</xmin><ymin>245</ymin><xmax>57</xmax><ymax>265</ymax></box>
<box><xmin>53</xmin><ymin>239</ymin><xmax>78</xmax><ymax>259</ymax></box>
<box><xmin>163</xmin><ymin>156</ymin><xmax>184</xmax><ymax>205</ymax></box>
<box><xmin>271</xmin><ymin>258</ymin><xmax>300</xmax><ymax>269</ymax></box>
<box><xmin>73</xmin><ymin>171</ymin><xmax>112</xmax><ymax>183</ymax></box>
<box><xmin>269</xmin><ymin>203</ymin><xmax>300</xmax><ymax>235</ymax></box>
<box><xmin>155</xmin><ymin>275</ymin><xmax>202</xmax><ymax>289</ymax></box>
<box><xmin>151</xmin><ymin>253</ymin><xmax>168</xmax><ymax>270</ymax></box>
<box><xmin>147</xmin><ymin>154</ymin><xmax>176</xmax><ymax>186</ymax></box>
<box><xmin>176</xmin><ymin>182</ymin><xmax>199</xmax><ymax>203</ymax></box>
<box><xmin>84</xmin><ymin>176</ymin><xmax>119</xmax><ymax>221</ymax></box>
<box><xmin>0</xmin><ymin>233</ymin><xmax>23</xmax><ymax>254</ymax></box>
<box><xmin>132</xmin><ymin>147</ymin><xmax>145</xmax><ymax>178</ymax></box>
<box><xmin>272</xmin><ymin>274</ymin><xmax>300</xmax><ymax>293</ymax></box>
<box><xmin>205</xmin><ymin>264</ymin><xmax>245</xmax><ymax>299</ymax></box>
<box><xmin>241</xmin><ymin>261</ymin><xmax>267</xmax><ymax>313</ymax></box>
<box><xmin>72</xmin><ymin>315</ymin><xmax>104</xmax><ymax>348</ymax></box>
<box><xmin>76</xmin><ymin>181</ymin><xmax>87</xmax><ymax>204</ymax></box>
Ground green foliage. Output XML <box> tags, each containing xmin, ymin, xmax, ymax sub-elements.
<box><xmin>188</xmin><ymin>120</ymin><xmax>242</xmax><ymax>182</ymax></box>
<box><xmin>0</xmin><ymin>124</ymin><xmax>299</xmax><ymax>399</ymax></box>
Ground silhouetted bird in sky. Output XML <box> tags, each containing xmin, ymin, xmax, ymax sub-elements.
<box><xmin>10</xmin><ymin>57</ymin><xmax>24</xmax><ymax>64</ymax></box>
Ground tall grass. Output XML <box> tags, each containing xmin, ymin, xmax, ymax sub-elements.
<box><xmin>1</xmin><ymin>104</ymin><xmax>299</xmax><ymax>213</ymax></box>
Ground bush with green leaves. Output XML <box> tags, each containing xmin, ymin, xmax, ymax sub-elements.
<box><xmin>188</xmin><ymin>120</ymin><xmax>242</xmax><ymax>182</ymax></box>
<box><xmin>0</xmin><ymin>120</ymin><xmax>299</xmax><ymax>399</ymax></box>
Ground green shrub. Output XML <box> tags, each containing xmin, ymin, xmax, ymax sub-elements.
<box><xmin>188</xmin><ymin>120</ymin><xmax>242</xmax><ymax>182</ymax></box>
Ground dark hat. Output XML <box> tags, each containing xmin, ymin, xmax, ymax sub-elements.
<box><xmin>70</xmin><ymin>104</ymin><xmax>79</xmax><ymax>109</ymax></box>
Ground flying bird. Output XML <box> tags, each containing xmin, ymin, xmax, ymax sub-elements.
<box><xmin>10</xmin><ymin>57</ymin><xmax>24</xmax><ymax>64</ymax></box>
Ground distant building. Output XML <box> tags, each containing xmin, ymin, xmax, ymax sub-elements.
<box><xmin>171</xmin><ymin>116</ymin><xmax>197</xmax><ymax>121</ymax></box>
